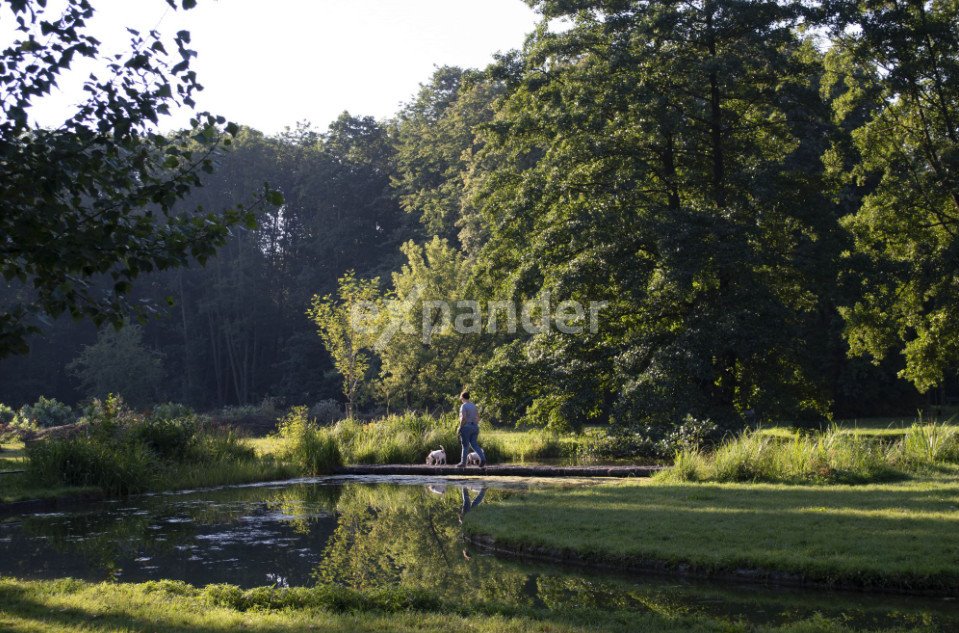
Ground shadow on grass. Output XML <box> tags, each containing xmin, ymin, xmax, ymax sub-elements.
<box><xmin>468</xmin><ymin>483</ymin><xmax>959</xmax><ymax>592</ymax></box>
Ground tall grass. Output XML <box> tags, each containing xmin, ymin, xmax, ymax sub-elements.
<box><xmin>658</xmin><ymin>423</ymin><xmax>959</xmax><ymax>484</ymax></box>
<box><xmin>327</xmin><ymin>413</ymin><xmax>506</xmax><ymax>465</ymax></box>
<box><xmin>276</xmin><ymin>407</ymin><xmax>342</xmax><ymax>474</ymax></box>
<box><xmin>26</xmin><ymin>397</ymin><xmax>262</xmax><ymax>495</ymax></box>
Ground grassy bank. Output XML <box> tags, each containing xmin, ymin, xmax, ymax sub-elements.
<box><xmin>0</xmin><ymin>577</ymin><xmax>935</xmax><ymax>633</ymax></box>
<box><xmin>463</xmin><ymin>478</ymin><xmax>959</xmax><ymax>594</ymax></box>
<box><xmin>0</xmin><ymin>400</ymin><xmax>298</xmax><ymax>504</ymax></box>
<box><xmin>662</xmin><ymin>424</ymin><xmax>959</xmax><ymax>484</ymax></box>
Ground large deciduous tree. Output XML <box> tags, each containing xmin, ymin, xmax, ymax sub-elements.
<box><xmin>468</xmin><ymin>0</ymin><xmax>844</xmax><ymax>429</ymax></box>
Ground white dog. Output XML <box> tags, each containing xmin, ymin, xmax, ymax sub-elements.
<box><xmin>426</xmin><ymin>446</ymin><xmax>446</xmax><ymax>465</ymax></box>
<box><xmin>466</xmin><ymin>451</ymin><xmax>482</xmax><ymax>466</ymax></box>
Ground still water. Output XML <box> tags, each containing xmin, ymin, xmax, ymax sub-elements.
<box><xmin>0</xmin><ymin>475</ymin><xmax>956</xmax><ymax>630</ymax></box>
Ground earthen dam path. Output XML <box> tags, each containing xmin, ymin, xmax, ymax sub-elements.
<box><xmin>334</xmin><ymin>464</ymin><xmax>662</xmax><ymax>478</ymax></box>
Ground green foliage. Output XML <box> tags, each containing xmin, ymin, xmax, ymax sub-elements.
<box><xmin>218</xmin><ymin>398</ymin><xmax>281</xmax><ymax>422</ymax></box>
<box><xmin>825</xmin><ymin>0</ymin><xmax>959</xmax><ymax>393</ymax></box>
<box><xmin>328</xmin><ymin>413</ymin><xmax>503</xmax><ymax>465</ymax></box>
<box><xmin>393</xmin><ymin>66</ymin><xmax>506</xmax><ymax>246</ymax></box>
<box><xmin>895</xmin><ymin>423</ymin><xmax>959</xmax><ymax>467</ymax></box>
<box><xmin>276</xmin><ymin>406</ymin><xmax>342</xmax><ymax>474</ymax></box>
<box><xmin>67</xmin><ymin>324</ymin><xmax>165</xmax><ymax>408</ymax></box>
<box><xmin>17</xmin><ymin>396</ymin><xmax>75</xmax><ymax>428</ymax></box>
<box><xmin>0</xmin><ymin>403</ymin><xmax>16</xmax><ymax>425</ymax></box>
<box><xmin>0</xmin><ymin>0</ymin><xmax>268</xmax><ymax>357</ymax></box>
<box><xmin>130</xmin><ymin>417</ymin><xmax>197</xmax><ymax>460</ymax></box>
<box><xmin>309</xmin><ymin>399</ymin><xmax>345</xmax><ymax>425</ymax></box>
<box><xmin>202</xmin><ymin>582</ymin><xmax>441</xmax><ymax>613</ymax></box>
<box><xmin>465</xmin><ymin>0</ymin><xmax>841</xmax><ymax>431</ymax></box>
<box><xmin>152</xmin><ymin>402</ymin><xmax>196</xmax><ymax>420</ymax></box>
<box><xmin>307</xmin><ymin>271</ymin><xmax>383</xmax><ymax>417</ymax></box>
<box><xmin>376</xmin><ymin>237</ymin><xmax>477</xmax><ymax>410</ymax></box>
<box><xmin>26</xmin><ymin>434</ymin><xmax>156</xmax><ymax>495</ymax></box>
<box><xmin>26</xmin><ymin>395</ymin><xmax>257</xmax><ymax>494</ymax></box>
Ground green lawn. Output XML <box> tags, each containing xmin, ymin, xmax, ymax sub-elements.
<box><xmin>464</xmin><ymin>477</ymin><xmax>959</xmax><ymax>593</ymax></box>
<box><xmin>0</xmin><ymin>577</ymin><xmax>933</xmax><ymax>633</ymax></box>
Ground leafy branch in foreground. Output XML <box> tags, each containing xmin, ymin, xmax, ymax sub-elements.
<box><xmin>0</xmin><ymin>0</ymin><xmax>280</xmax><ymax>356</ymax></box>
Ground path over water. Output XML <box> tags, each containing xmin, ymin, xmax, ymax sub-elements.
<box><xmin>334</xmin><ymin>464</ymin><xmax>662</xmax><ymax>477</ymax></box>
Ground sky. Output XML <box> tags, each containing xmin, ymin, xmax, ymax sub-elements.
<box><xmin>15</xmin><ymin>0</ymin><xmax>541</xmax><ymax>135</ymax></box>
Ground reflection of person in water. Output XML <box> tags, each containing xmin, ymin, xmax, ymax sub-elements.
<box><xmin>460</xmin><ymin>486</ymin><xmax>486</xmax><ymax>518</ymax></box>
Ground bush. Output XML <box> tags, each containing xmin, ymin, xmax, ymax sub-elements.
<box><xmin>309</xmin><ymin>399</ymin><xmax>344</xmax><ymax>425</ymax></box>
<box><xmin>575</xmin><ymin>432</ymin><xmax>656</xmax><ymax>462</ymax></box>
<box><xmin>276</xmin><ymin>407</ymin><xmax>342</xmax><ymax>474</ymax></box>
<box><xmin>18</xmin><ymin>396</ymin><xmax>74</xmax><ymax>428</ymax></box>
<box><xmin>0</xmin><ymin>403</ymin><xmax>15</xmax><ymax>425</ymax></box>
<box><xmin>152</xmin><ymin>402</ymin><xmax>195</xmax><ymax>420</ymax></box>
<box><xmin>220</xmin><ymin>397</ymin><xmax>281</xmax><ymax>422</ymax></box>
<box><xmin>131</xmin><ymin>417</ymin><xmax>195</xmax><ymax>459</ymax></box>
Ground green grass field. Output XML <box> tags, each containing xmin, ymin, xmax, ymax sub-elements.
<box><xmin>464</xmin><ymin>477</ymin><xmax>959</xmax><ymax>593</ymax></box>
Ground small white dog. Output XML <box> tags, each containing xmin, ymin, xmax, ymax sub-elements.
<box><xmin>426</xmin><ymin>446</ymin><xmax>446</xmax><ymax>465</ymax></box>
<box><xmin>466</xmin><ymin>451</ymin><xmax>482</xmax><ymax>466</ymax></box>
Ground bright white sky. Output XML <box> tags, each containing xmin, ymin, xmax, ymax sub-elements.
<box><xmin>14</xmin><ymin>0</ymin><xmax>540</xmax><ymax>135</ymax></box>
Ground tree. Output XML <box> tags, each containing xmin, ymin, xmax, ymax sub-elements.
<box><xmin>376</xmin><ymin>237</ymin><xmax>478</xmax><ymax>411</ymax></box>
<box><xmin>68</xmin><ymin>323</ymin><xmax>164</xmax><ymax>407</ymax></box>
<box><xmin>0</xmin><ymin>0</ymin><xmax>268</xmax><ymax>357</ymax></box>
<box><xmin>467</xmin><ymin>0</ymin><xmax>843</xmax><ymax>429</ymax></box>
<box><xmin>392</xmin><ymin>66</ymin><xmax>508</xmax><ymax>248</ymax></box>
<box><xmin>307</xmin><ymin>272</ymin><xmax>382</xmax><ymax>417</ymax></box>
<box><xmin>824</xmin><ymin>0</ymin><xmax>959</xmax><ymax>393</ymax></box>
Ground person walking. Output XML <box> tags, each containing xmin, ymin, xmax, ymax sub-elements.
<box><xmin>455</xmin><ymin>391</ymin><xmax>486</xmax><ymax>468</ymax></box>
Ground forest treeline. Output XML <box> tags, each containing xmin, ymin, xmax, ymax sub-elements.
<box><xmin>2</xmin><ymin>0</ymin><xmax>957</xmax><ymax>433</ymax></box>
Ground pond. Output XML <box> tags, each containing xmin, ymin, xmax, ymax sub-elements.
<box><xmin>0</xmin><ymin>475</ymin><xmax>956</xmax><ymax>631</ymax></box>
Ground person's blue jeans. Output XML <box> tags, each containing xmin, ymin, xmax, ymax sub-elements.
<box><xmin>457</xmin><ymin>424</ymin><xmax>486</xmax><ymax>466</ymax></box>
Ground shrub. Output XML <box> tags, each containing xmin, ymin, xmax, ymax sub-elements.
<box><xmin>152</xmin><ymin>402</ymin><xmax>195</xmax><ymax>420</ymax></box>
<box><xmin>0</xmin><ymin>403</ymin><xmax>15</xmax><ymax>425</ymax></box>
<box><xmin>18</xmin><ymin>396</ymin><xmax>74</xmax><ymax>428</ymax></box>
<box><xmin>575</xmin><ymin>432</ymin><xmax>656</xmax><ymax>462</ymax></box>
<box><xmin>131</xmin><ymin>417</ymin><xmax>195</xmax><ymax>459</ymax></box>
<box><xmin>309</xmin><ymin>399</ymin><xmax>344</xmax><ymax>425</ymax></box>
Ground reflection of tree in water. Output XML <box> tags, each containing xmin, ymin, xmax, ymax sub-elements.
<box><xmin>312</xmin><ymin>483</ymin><xmax>534</xmax><ymax>605</ymax></box>
<box><xmin>536</xmin><ymin>575</ymin><xmax>690</xmax><ymax>616</ymax></box>
<box><xmin>265</xmin><ymin>484</ymin><xmax>341</xmax><ymax>535</ymax></box>
<box><xmin>19</xmin><ymin>512</ymin><xmax>156</xmax><ymax>581</ymax></box>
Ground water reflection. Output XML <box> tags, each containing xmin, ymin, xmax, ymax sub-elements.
<box><xmin>0</xmin><ymin>476</ymin><xmax>956</xmax><ymax>631</ymax></box>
